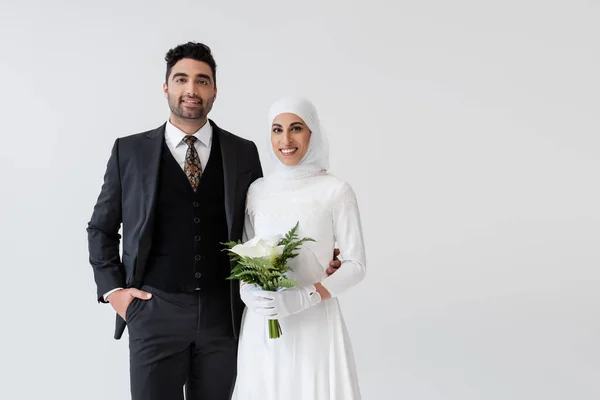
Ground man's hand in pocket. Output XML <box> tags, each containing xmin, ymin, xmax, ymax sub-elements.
<box><xmin>106</xmin><ymin>288</ymin><xmax>152</xmax><ymax>320</ymax></box>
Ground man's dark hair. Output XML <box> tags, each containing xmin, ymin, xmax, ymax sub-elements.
<box><xmin>165</xmin><ymin>42</ymin><xmax>217</xmax><ymax>86</ymax></box>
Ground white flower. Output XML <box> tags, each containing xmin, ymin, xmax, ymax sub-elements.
<box><xmin>229</xmin><ymin>235</ymin><xmax>284</xmax><ymax>259</ymax></box>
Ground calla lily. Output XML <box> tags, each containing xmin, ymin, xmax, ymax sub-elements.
<box><xmin>223</xmin><ymin>221</ymin><xmax>314</xmax><ymax>339</ymax></box>
<box><xmin>229</xmin><ymin>235</ymin><xmax>284</xmax><ymax>259</ymax></box>
<box><xmin>262</xmin><ymin>234</ymin><xmax>282</xmax><ymax>248</ymax></box>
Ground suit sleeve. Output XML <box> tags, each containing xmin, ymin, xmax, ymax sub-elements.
<box><xmin>239</xmin><ymin>142</ymin><xmax>261</xmax><ymax>289</ymax></box>
<box><xmin>241</xmin><ymin>141</ymin><xmax>261</xmax><ymax>243</ymax></box>
<box><xmin>250</xmin><ymin>142</ymin><xmax>263</xmax><ymax>181</ymax></box>
<box><xmin>87</xmin><ymin>139</ymin><xmax>126</xmax><ymax>303</ymax></box>
<box><xmin>243</xmin><ymin>141</ymin><xmax>259</xmax><ymax>242</ymax></box>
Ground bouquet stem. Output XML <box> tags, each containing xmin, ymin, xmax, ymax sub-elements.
<box><xmin>268</xmin><ymin>319</ymin><xmax>282</xmax><ymax>339</ymax></box>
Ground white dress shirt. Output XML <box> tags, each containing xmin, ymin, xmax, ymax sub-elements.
<box><xmin>103</xmin><ymin>120</ymin><xmax>213</xmax><ymax>301</ymax></box>
<box><xmin>164</xmin><ymin>118</ymin><xmax>213</xmax><ymax>171</ymax></box>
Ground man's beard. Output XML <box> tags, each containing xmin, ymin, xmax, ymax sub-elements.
<box><xmin>168</xmin><ymin>94</ymin><xmax>213</xmax><ymax>120</ymax></box>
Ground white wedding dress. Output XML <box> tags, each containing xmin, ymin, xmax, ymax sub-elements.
<box><xmin>231</xmin><ymin>170</ymin><xmax>367</xmax><ymax>400</ymax></box>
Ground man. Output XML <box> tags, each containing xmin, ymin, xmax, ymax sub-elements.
<box><xmin>87</xmin><ymin>42</ymin><xmax>341</xmax><ymax>400</ymax></box>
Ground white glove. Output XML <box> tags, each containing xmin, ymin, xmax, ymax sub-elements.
<box><xmin>253</xmin><ymin>285</ymin><xmax>322</xmax><ymax>319</ymax></box>
<box><xmin>240</xmin><ymin>283</ymin><xmax>271</xmax><ymax>311</ymax></box>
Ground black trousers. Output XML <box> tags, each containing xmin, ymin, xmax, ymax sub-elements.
<box><xmin>126</xmin><ymin>285</ymin><xmax>238</xmax><ymax>400</ymax></box>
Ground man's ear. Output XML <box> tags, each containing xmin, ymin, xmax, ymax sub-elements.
<box><xmin>162</xmin><ymin>82</ymin><xmax>168</xmax><ymax>98</ymax></box>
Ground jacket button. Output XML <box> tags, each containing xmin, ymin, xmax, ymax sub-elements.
<box><xmin>195</xmin><ymin>255</ymin><xmax>202</xmax><ymax>261</ymax></box>
<box><xmin>193</xmin><ymin>201</ymin><xmax>200</xmax><ymax>207</ymax></box>
<box><xmin>194</xmin><ymin>235</ymin><xmax>201</xmax><ymax>242</ymax></box>
<box><xmin>194</xmin><ymin>217</ymin><xmax>200</xmax><ymax>223</ymax></box>
<box><xmin>194</xmin><ymin>272</ymin><xmax>202</xmax><ymax>279</ymax></box>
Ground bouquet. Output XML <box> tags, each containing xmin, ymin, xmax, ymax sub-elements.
<box><xmin>222</xmin><ymin>222</ymin><xmax>314</xmax><ymax>338</ymax></box>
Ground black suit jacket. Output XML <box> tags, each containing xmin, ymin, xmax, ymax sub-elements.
<box><xmin>87</xmin><ymin>120</ymin><xmax>263</xmax><ymax>339</ymax></box>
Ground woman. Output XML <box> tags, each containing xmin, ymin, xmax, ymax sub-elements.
<box><xmin>232</xmin><ymin>97</ymin><xmax>367</xmax><ymax>400</ymax></box>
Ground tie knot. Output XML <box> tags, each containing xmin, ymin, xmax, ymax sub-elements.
<box><xmin>182</xmin><ymin>136</ymin><xmax>198</xmax><ymax>146</ymax></box>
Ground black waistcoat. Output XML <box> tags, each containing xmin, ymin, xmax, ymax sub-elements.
<box><xmin>143</xmin><ymin>131</ymin><xmax>231</xmax><ymax>329</ymax></box>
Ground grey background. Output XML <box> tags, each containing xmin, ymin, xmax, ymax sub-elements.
<box><xmin>0</xmin><ymin>0</ymin><xmax>598</xmax><ymax>399</ymax></box>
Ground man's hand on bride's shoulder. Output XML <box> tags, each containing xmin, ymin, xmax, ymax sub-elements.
<box><xmin>107</xmin><ymin>288</ymin><xmax>152</xmax><ymax>321</ymax></box>
<box><xmin>326</xmin><ymin>248</ymin><xmax>342</xmax><ymax>276</ymax></box>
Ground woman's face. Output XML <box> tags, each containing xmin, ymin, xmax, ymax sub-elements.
<box><xmin>271</xmin><ymin>113</ymin><xmax>311</xmax><ymax>166</ymax></box>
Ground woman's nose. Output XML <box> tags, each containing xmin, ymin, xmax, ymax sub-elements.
<box><xmin>281</xmin><ymin>132</ymin><xmax>292</xmax><ymax>144</ymax></box>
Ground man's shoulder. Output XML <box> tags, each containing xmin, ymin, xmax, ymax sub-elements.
<box><xmin>108</xmin><ymin>125</ymin><xmax>165</xmax><ymax>157</ymax></box>
<box><xmin>212</xmin><ymin>121</ymin><xmax>256</xmax><ymax>148</ymax></box>
<box><xmin>117</xmin><ymin>124</ymin><xmax>165</xmax><ymax>143</ymax></box>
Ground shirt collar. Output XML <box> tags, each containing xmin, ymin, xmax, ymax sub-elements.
<box><xmin>165</xmin><ymin>119</ymin><xmax>213</xmax><ymax>148</ymax></box>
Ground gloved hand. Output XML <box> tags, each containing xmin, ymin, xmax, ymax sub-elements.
<box><xmin>240</xmin><ymin>283</ymin><xmax>271</xmax><ymax>311</ymax></box>
<box><xmin>253</xmin><ymin>285</ymin><xmax>322</xmax><ymax>319</ymax></box>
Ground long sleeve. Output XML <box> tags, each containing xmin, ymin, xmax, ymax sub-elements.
<box><xmin>86</xmin><ymin>139</ymin><xmax>126</xmax><ymax>303</ymax></box>
<box><xmin>236</xmin><ymin>142</ymin><xmax>261</xmax><ymax>292</ymax></box>
<box><xmin>320</xmin><ymin>183</ymin><xmax>367</xmax><ymax>297</ymax></box>
<box><xmin>242</xmin><ymin>211</ymin><xmax>255</xmax><ymax>243</ymax></box>
<box><xmin>241</xmin><ymin>142</ymin><xmax>262</xmax><ymax>245</ymax></box>
<box><xmin>238</xmin><ymin>211</ymin><xmax>255</xmax><ymax>290</ymax></box>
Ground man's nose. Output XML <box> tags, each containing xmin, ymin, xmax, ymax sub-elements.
<box><xmin>185</xmin><ymin>82</ymin><xmax>198</xmax><ymax>96</ymax></box>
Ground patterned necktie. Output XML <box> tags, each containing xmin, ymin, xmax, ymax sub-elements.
<box><xmin>182</xmin><ymin>136</ymin><xmax>202</xmax><ymax>191</ymax></box>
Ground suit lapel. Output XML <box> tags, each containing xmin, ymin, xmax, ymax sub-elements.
<box><xmin>213</xmin><ymin>120</ymin><xmax>238</xmax><ymax>240</ymax></box>
<box><xmin>136</xmin><ymin>124</ymin><xmax>165</xmax><ymax>271</ymax></box>
<box><xmin>136</xmin><ymin>121</ymin><xmax>239</xmax><ymax>255</ymax></box>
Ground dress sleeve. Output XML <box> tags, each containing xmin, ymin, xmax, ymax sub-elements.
<box><xmin>242</xmin><ymin>211</ymin><xmax>255</xmax><ymax>243</ymax></box>
<box><xmin>319</xmin><ymin>183</ymin><xmax>367</xmax><ymax>297</ymax></box>
<box><xmin>238</xmin><ymin>193</ymin><xmax>256</xmax><ymax>289</ymax></box>
<box><xmin>243</xmin><ymin>184</ymin><xmax>257</xmax><ymax>243</ymax></box>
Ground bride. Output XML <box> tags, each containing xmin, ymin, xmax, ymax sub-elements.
<box><xmin>231</xmin><ymin>97</ymin><xmax>367</xmax><ymax>400</ymax></box>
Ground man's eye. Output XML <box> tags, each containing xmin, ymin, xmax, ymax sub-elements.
<box><xmin>198</xmin><ymin>80</ymin><xmax>208</xmax><ymax>85</ymax></box>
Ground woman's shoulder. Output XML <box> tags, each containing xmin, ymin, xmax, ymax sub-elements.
<box><xmin>247</xmin><ymin>172</ymin><xmax>355</xmax><ymax>200</ymax></box>
<box><xmin>247</xmin><ymin>177</ymin><xmax>266</xmax><ymax>194</ymax></box>
<box><xmin>316</xmin><ymin>173</ymin><xmax>357</xmax><ymax>202</ymax></box>
<box><xmin>321</xmin><ymin>173</ymin><xmax>354</xmax><ymax>191</ymax></box>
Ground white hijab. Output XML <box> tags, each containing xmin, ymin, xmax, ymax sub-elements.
<box><xmin>267</xmin><ymin>97</ymin><xmax>330</xmax><ymax>181</ymax></box>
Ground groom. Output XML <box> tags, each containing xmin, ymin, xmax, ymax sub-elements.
<box><xmin>87</xmin><ymin>42</ymin><xmax>341</xmax><ymax>399</ymax></box>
